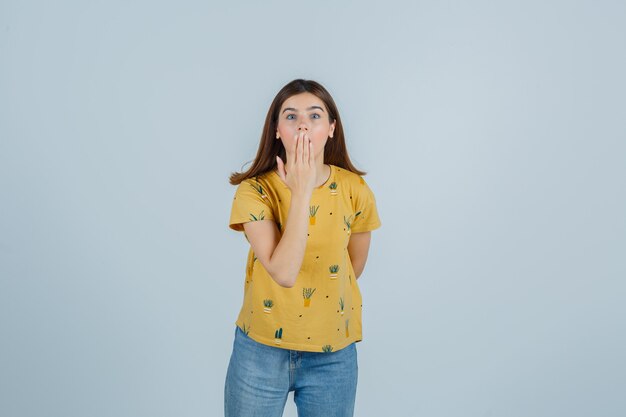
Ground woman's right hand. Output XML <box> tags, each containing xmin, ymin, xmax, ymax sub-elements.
<box><xmin>276</xmin><ymin>131</ymin><xmax>317</xmax><ymax>197</ymax></box>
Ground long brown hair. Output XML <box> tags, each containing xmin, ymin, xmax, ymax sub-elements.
<box><xmin>229</xmin><ymin>79</ymin><xmax>367</xmax><ymax>185</ymax></box>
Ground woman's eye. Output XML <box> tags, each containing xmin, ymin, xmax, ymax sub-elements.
<box><xmin>286</xmin><ymin>114</ymin><xmax>321</xmax><ymax>120</ymax></box>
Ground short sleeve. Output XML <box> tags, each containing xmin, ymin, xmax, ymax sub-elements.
<box><xmin>350</xmin><ymin>177</ymin><xmax>381</xmax><ymax>233</ymax></box>
<box><xmin>228</xmin><ymin>178</ymin><xmax>275</xmax><ymax>232</ymax></box>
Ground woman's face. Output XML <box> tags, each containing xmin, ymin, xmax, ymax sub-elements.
<box><xmin>276</xmin><ymin>92</ymin><xmax>335</xmax><ymax>162</ymax></box>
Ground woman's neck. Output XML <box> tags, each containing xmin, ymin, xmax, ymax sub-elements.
<box><xmin>315</xmin><ymin>162</ymin><xmax>331</xmax><ymax>187</ymax></box>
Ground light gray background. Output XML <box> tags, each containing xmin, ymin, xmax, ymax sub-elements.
<box><xmin>1</xmin><ymin>1</ymin><xmax>624</xmax><ymax>416</ymax></box>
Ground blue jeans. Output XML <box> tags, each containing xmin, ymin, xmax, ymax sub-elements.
<box><xmin>224</xmin><ymin>325</ymin><xmax>358</xmax><ymax>417</ymax></box>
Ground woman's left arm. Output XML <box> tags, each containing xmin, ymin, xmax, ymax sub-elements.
<box><xmin>347</xmin><ymin>231</ymin><xmax>372</xmax><ymax>280</ymax></box>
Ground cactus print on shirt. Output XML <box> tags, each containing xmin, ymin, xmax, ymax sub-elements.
<box><xmin>228</xmin><ymin>164</ymin><xmax>381</xmax><ymax>353</ymax></box>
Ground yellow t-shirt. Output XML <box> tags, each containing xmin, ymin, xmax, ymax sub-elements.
<box><xmin>228</xmin><ymin>164</ymin><xmax>381</xmax><ymax>352</ymax></box>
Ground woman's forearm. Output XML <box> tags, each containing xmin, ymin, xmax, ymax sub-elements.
<box><xmin>268</xmin><ymin>192</ymin><xmax>311</xmax><ymax>287</ymax></box>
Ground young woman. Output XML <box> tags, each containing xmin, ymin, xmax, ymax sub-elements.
<box><xmin>224</xmin><ymin>79</ymin><xmax>381</xmax><ymax>417</ymax></box>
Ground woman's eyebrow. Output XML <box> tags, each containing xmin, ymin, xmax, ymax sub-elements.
<box><xmin>282</xmin><ymin>106</ymin><xmax>325</xmax><ymax>114</ymax></box>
